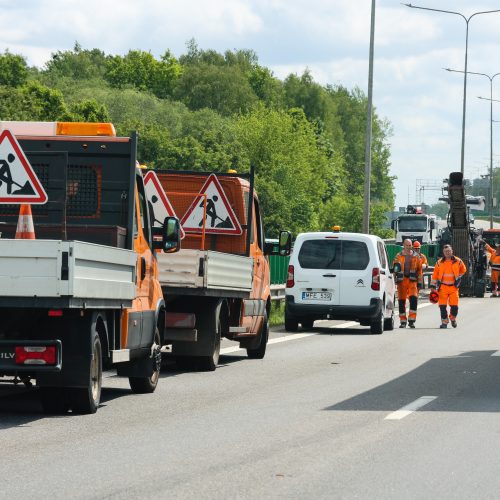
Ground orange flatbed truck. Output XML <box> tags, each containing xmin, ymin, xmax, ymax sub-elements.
<box><xmin>148</xmin><ymin>169</ymin><xmax>291</xmax><ymax>371</ymax></box>
<box><xmin>0</xmin><ymin>121</ymin><xmax>178</xmax><ymax>414</ymax></box>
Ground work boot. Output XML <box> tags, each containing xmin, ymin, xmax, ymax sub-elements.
<box><xmin>399</xmin><ymin>321</ymin><xmax>407</xmax><ymax>329</ymax></box>
<box><xmin>439</xmin><ymin>323</ymin><xmax>448</xmax><ymax>329</ymax></box>
<box><xmin>408</xmin><ymin>320</ymin><xmax>415</xmax><ymax>329</ymax></box>
<box><xmin>451</xmin><ymin>319</ymin><xmax>457</xmax><ymax>328</ymax></box>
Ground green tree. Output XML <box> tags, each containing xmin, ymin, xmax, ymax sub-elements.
<box><xmin>70</xmin><ymin>99</ymin><xmax>111</xmax><ymax>122</ymax></box>
<box><xmin>0</xmin><ymin>50</ymin><xmax>28</xmax><ymax>87</ymax></box>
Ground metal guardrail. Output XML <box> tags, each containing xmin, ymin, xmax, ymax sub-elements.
<box><xmin>270</xmin><ymin>284</ymin><xmax>286</xmax><ymax>301</ymax></box>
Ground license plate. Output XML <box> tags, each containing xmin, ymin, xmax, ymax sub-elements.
<box><xmin>302</xmin><ymin>291</ymin><xmax>332</xmax><ymax>301</ymax></box>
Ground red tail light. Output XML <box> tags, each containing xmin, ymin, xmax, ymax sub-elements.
<box><xmin>286</xmin><ymin>265</ymin><xmax>295</xmax><ymax>288</ymax></box>
<box><xmin>15</xmin><ymin>346</ymin><xmax>57</xmax><ymax>365</ymax></box>
<box><xmin>48</xmin><ymin>309</ymin><xmax>63</xmax><ymax>317</ymax></box>
<box><xmin>371</xmin><ymin>268</ymin><xmax>381</xmax><ymax>290</ymax></box>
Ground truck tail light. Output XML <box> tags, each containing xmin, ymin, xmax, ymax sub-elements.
<box><xmin>15</xmin><ymin>346</ymin><xmax>57</xmax><ymax>365</ymax></box>
<box><xmin>371</xmin><ymin>268</ymin><xmax>381</xmax><ymax>291</ymax></box>
<box><xmin>48</xmin><ymin>309</ymin><xmax>63</xmax><ymax>317</ymax></box>
<box><xmin>286</xmin><ymin>265</ymin><xmax>295</xmax><ymax>288</ymax></box>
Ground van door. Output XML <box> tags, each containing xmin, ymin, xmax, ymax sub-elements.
<box><xmin>294</xmin><ymin>236</ymin><xmax>341</xmax><ymax>307</ymax></box>
<box><xmin>338</xmin><ymin>239</ymin><xmax>373</xmax><ymax>306</ymax></box>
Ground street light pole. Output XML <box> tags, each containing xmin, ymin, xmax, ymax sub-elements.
<box><xmin>403</xmin><ymin>4</ymin><xmax>500</xmax><ymax>174</ymax></box>
<box><xmin>445</xmin><ymin>68</ymin><xmax>500</xmax><ymax>229</ymax></box>
<box><xmin>362</xmin><ymin>0</ymin><xmax>376</xmax><ymax>234</ymax></box>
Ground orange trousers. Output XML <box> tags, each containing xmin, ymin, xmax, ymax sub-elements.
<box><xmin>438</xmin><ymin>284</ymin><xmax>459</xmax><ymax>306</ymax></box>
<box><xmin>397</xmin><ymin>278</ymin><xmax>418</xmax><ymax>322</ymax></box>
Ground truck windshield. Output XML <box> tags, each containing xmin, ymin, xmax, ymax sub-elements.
<box><xmin>398</xmin><ymin>216</ymin><xmax>427</xmax><ymax>232</ymax></box>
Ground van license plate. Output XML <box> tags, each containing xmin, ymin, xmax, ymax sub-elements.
<box><xmin>302</xmin><ymin>292</ymin><xmax>332</xmax><ymax>301</ymax></box>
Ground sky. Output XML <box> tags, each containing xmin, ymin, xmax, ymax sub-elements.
<box><xmin>1</xmin><ymin>0</ymin><xmax>500</xmax><ymax>209</ymax></box>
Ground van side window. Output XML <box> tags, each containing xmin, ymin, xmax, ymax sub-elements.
<box><xmin>253</xmin><ymin>197</ymin><xmax>263</xmax><ymax>249</ymax></box>
<box><xmin>377</xmin><ymin>241</ymin><xmax>388</xmax><ymax>268</ymax></box>
<box><xmin>136</xmin><ymin>174</ymin><xmax>151</xmax><ymax>246</ymax></box>
<box><xmin>298</xmin><ymin>240</ymin><xmax>341</xmax><ymax>269</ymax></box>
<box><xmin>341</xmin><ymin>241</ymin><xmax>369</xmax><ymax>270</ymax></box>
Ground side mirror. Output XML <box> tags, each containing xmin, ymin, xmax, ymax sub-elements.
<box><xmin>278</xmin><ymin>230</ymin><xmax>292</xmax><ymax>256</ymax></box>
<box><xmin>391</xmin><ymin>220</ymin><xmax>396</xmax><ymax>230</ymax></box>
<box><xmin>430</xmin><ymin>220</ymin><xmax>435</xmax><ymax>229</ymax></box>
<box><xmin>153</xmin><ymin>216</ymin><xmax>181</xmax><ymax>253</ymax></box>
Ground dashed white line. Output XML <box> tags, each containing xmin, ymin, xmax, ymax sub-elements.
<box><xmin>385</xmin><ymin>396</ymin><xmax>437</xmax><ymax>420</ymax></box>
<box><xmin>491</xmin><ymin>351</ymin><xmax>500</xmax><ymax>356</ymax></box>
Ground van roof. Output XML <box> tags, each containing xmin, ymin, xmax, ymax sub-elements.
<box><xmin>294</xmin><ymin>231</ymin><xmax>381</xmax><ymax>243</ymax></box>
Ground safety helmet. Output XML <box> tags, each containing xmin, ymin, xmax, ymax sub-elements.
<box><xmin>413</xmin><ymin>241</ymin><xmax>421</xmax><ymax>249</ymax></box>
<box><xmin>429</xmin><ymin>290</ymin><xmax>439</xmax><ymax>304</ymax></box>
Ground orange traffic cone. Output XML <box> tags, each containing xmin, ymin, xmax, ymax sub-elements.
<box><xmin>15</xmin><ymin>204</ymin><xmax>35</xmax><ymax>239</ymax></box>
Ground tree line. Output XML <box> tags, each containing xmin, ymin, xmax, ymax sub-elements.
<box><xmin>0</xmin><ymin>41</ymin><xmax>395</xmax><ymax>237</ymax></box>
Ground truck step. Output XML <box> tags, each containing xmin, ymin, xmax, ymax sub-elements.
<box><xmin>229</xmin><ymin>326</ymin><xmax>248</xmax><ymax>334</ymax></box>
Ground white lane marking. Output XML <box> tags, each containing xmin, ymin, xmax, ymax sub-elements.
<box><xmin>385</xmin><ymin>396</ymin><xmax>437</xmax><ymax>420</ymax></box>
<box><xmin>491</xmin><ymin>351</ymin><xmax>500</xmax><ymax>356</ymax></box>
<box><xmin>220</xmin><ymin>320</ymin><xmax>358</xmax><ymax>355</ymax></box>
<box><xmin>417</xmin><ymin>302</ymin><xmax>433</xmax><ymax>309</ymax></box>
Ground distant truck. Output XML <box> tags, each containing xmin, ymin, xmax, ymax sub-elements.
<box><xmin>146</xmin><ymin>169</ymin><xmax>291</xmax><ymax>371</ymax></box>
<box><xmin>391</xmin><ymin>205</ymin><xmax>438</xmax><ymax>244</ymax></box>
<box><xmin>0</xmin><ymin>120</ymin><xmax>176</xmax><ymax>414</ymax></box>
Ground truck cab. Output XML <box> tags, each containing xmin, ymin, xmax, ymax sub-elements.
<box><xmin>0</xmin><ymin>121</ymin><xmax>177</xmax><ymax>414</ymax></box>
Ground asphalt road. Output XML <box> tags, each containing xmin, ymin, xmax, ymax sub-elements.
<box><xmin>2</xmin><ymin>297</ymin><xmax>500</xmax><ymax>499</ymax></box>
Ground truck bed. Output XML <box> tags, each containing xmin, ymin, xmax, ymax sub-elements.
<box><xmin>157</xmin><ymin>249</ymin><xmax>253</xmax><ymax>298</ymax></box>
<box><xmin>0</xmin><ymin>239</ymin><xmax>137</xmax><ymax>308</ymax></box>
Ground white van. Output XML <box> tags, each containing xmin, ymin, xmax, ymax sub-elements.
<box><xmin>285</xmin><ymin>231</ymin><xmax>395</xmax><ymax>334</ymax></box>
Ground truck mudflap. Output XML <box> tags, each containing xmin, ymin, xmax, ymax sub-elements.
<box><xmin>0</xmin><ymin>340</ymin><xmax>62</xmax><ymax>373</ymax></box>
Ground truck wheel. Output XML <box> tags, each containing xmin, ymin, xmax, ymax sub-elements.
<box><xmin>370</xmin><ymin>311</ymin><xmax>384</xmax><ymax>335</ymax></box>
<box><xmin>247</xmin><ymin>312</ymin><xmax>269</xmax><ymax>359</ymax></box>
<box><xmin>40</xmin><ymin>387</ymin><xmax>69</xmax><ymax>415</ymax></box>
<box><xmin>129</xmin><ymin>328</ymin><xmax>162</xmax><ymax>393</ymax></box>
<box><xmin>284</xmin><ymin>310</ymin><xmax>298</xmax><ymax>332</ymax></box>
<box><xmin>197</xmin><ymin>302</ymin><xmax>222</xmax><ymax>372</ymax></box>
<box><xmin>69</xmin><ymin>329</ymin><xmax>102</xmax><ymax>414</ymax></box>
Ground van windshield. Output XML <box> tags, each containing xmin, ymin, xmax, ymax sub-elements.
<box><xmin>298</xmin><ymin>239</ymin><xmax>369</xmax><ymax>270</ymax></box>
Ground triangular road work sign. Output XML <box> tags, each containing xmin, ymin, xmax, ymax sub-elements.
<box><xmin>181</xmin><ymin>174</ymin><xmax>242</xmax><ymax>235</ymax></box>
<box><xmin>0</xmin><ymin>130</ymin><xmax>47</xmax><ymax>204</ymax></box>
<box><xmin>144</xmin><ymin>170</ymin><xmax>185</xmax><ymax>239</ymax></box>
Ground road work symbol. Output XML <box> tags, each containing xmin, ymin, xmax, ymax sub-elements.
<box><xmin>144</xmin><ymin>170</ymin><xmax>185</xmax><ymax>239</ymax></box>
<box><xmin>181</xmin><ymin>174</ymin><xmax>242</xmax><ymax>235</ymax></box>
<box><xmin>0</xmin><ymin>130</ymin><xmax>47</xmax><ymax>204</ymax></box>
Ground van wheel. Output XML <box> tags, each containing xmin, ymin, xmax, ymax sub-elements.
<box><xmin>129</xmin><ymin>327</ymin><xmax>162</xmax><ymax>393</ymax></box>
<box><xmin>370</xmin><ymin>311</ymin><xmax>384</xmax><ymax>335</ymax></box>
<box><xmin>284</xmin><ymin>310</ymin><xmax>298</xmax><ymax>332</ymax></box>
<box><xmin>301</xmin><ymin>318</ymin><xmax>314</xmax><ymax>330</ymax></box>
<box><xmin>383</xmin><ymin>310</ymin><xmax>395</xmax><ymax>331</ymax></box>
<box><xmin>69</xmin><ymin>328</ymin><xmax>102</xmax><ymax>414</ymax></box>
<box><xmin>247</xmin><ymin>312</ymin><xmax>269</xmax><ymax>359</ymax></box>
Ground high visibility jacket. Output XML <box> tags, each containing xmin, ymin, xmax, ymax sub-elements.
<box><xmin>431</xmin><ymin>256</ymin><xmax>466</xmax><ymax>287</ymax></box>
<box><xmin>392</xmin><ymin>251</ymin><xmax>423</xmax><ymax>284</ymax></box>
<box><xmin>417</xmin><ymin>252</ymin><xmax>428</xmax><ymax>270</ymax></box>
<box><xmin>485</xmin><ymin>244</ymin><xmax>500</xmax><ymax>272</ymax></box>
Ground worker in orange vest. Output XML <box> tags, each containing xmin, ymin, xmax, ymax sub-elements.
<box><xmin>392</xmin><ymin>239</ymin><xmax>423</xmax><ymax>328</ymax></box>
<box><xmin>481</xmin><ymin>240</ymin><xmax>500</xmax><ymax>297</ymax></box>
<box><xmin>413</xmin><ymin>241</ymin><xmax>428</xmax><ymax>271</ymax></box>
<box><xmin>431</xmin><ymin>244</ymin><xmax>467</xmax><ymax>329</ymax></box>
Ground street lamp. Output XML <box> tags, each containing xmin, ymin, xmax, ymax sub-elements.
<box><xmin>445</xmin><ymin>68</ymin><xmax>500</xmax><ymax>229</ymax></box>
<box><xmin>402</xmin><ymin>4</ymin><xmax>500</xmax><ymax>174</ymax></box>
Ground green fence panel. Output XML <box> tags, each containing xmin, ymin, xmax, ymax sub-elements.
<box><xmin>269</xmin><ymin>254</ymin><xmax>290</xmax><ymax>285</ymax></box>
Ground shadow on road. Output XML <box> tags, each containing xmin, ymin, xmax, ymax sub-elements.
<box><xmin>325</xmin><ymin>350</ymin><xmax>500</xmax><ymax>413</ymax></box>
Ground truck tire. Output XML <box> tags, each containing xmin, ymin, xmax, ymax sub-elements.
<box><xmin>284</xmin><ymin>310</ymin><xmax>298</xmax><ymax>332</ymax></box>
<box><xmin>247</xmin><ymin>312</ymin><xmax>269</xmax><ymax>359</ymax></box>
<box><xmin>129</xmin><ymin>327</ymin><xmax>162</xmax><ymax>393</ymax></box>
<box><xmin>69</xmin><ymin>328</ymin><xmax>102</xmax><ymax>414</ymax></box>
<box><xmin>40</xmin><ymin>387</ymin><xmax>69</xmax><ymax>415</ymax></box>
<box><xmin>197</xmin><ymin>301</ymin><xmax>223</xmax><ymax>372</ymax></box>
<box><xmin>370</xmin><ymin>310</ymin><xmax>384</xmax><ymax>335</ymax></box>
